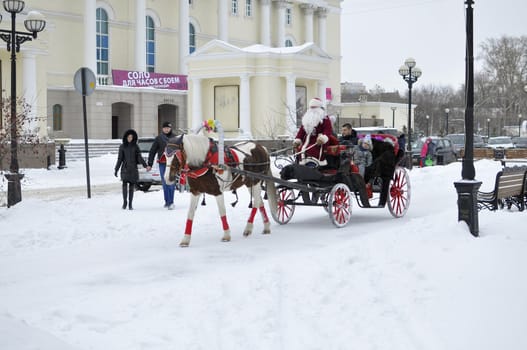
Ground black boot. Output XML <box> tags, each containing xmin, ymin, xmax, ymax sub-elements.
<box><xmin>128</xmin><ymin>184</ymin><xmax>134</xmax><ymax>210</ymax></box>
<box><xmin>122</xmin><ymin>183</ymin><xmax>128</xmax><ymax>209</ymax></box>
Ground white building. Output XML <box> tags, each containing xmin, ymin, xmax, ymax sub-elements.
<box><xmin>0</xmin><ymin>0</ymin><xmax>342</xmax><ymax>141</ymax></box>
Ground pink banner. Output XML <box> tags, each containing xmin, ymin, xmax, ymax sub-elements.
<box><xmin>111</xmin><ymin>69</ymin><xmax>188</xmax><ymax>90</ymax></box>
<box><xmin>326</xmin><ymin>87</ymin><xmax>332</xmax><ymax>101</ymax></box>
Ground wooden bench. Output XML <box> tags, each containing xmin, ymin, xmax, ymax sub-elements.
<box><xmin>477</xmin><ymin>167</ymin><xmax>527</xmax><ymax>211</ymax></box>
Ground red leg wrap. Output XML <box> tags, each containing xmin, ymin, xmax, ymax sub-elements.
<box><xmin>185</xmin><ymin>219</ymin><xmax>193</xmax><ymax>235</ymax></box>
<box><xmin>259</xmin><ymin>206</ymin><xmax>269</xmax><ymax>223</ymax></box>
<box><xmin>248</xmin><ymin>207</ymin><xmax>258</xmax><ymax>223</ymax></box>
<box><xmin>221</xmin><ymin>215</ymin><xmax>229</xmax><ymax>231</ymax></box>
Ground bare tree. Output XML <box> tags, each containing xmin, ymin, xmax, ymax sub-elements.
<box><xmin>479</xmin><ymin>35</ymin><xmax>527</xmax><ymax>133</ymax></box>
<box><xmin>0</xmin><ymin>97</ymin><xmax>42</xmax><ymax>172</ymax></box>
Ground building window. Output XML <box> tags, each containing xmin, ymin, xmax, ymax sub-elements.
<box><xmin>285</xmin><ymin>39</ymin><xmax>293</xmax><ymax>47</ymax></box>
<box><xmin>53</xmin><ymin>104</ymin><xmax>63</xmax><ymax>131</ymax></box>
<box><xmin>245</xmin><ymin>0</ymin><xmax>252</xmax><ymax>17</ymax></box>
<box><xmin>231</xmin><ymin>0</ymin><xmax>238</xmax><ymax>15</ymax></box>
<box><xmin>96</xmin><ymin>8</ymin><xmax>109</xmax><ymax>80</ymax></box>
<box><xmin>286</xmin><ymin>8</ymin><xmax>292</xmax><ymax>25</ymax></box>
<box><xmin>189</xmin><ymin>23</ymin><xmax>196</xmax><ymax>54</ymax></box>
<box><xmin>146</xmin><ymin>16</ymin><xmax>155</xmax><ymax>72</ymax></box>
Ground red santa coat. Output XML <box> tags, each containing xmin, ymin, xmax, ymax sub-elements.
<box><xmin>295</xmin><ymin>116</ymin><xmax>338</xmax><ymax>161</ymax></box>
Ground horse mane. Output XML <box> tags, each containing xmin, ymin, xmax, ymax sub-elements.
<box><xmin>183</xmin><ymin>134</ymin><xmax>211</xmax><ymax>167</ymax></box>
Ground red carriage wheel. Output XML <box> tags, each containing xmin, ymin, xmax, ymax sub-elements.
<box><xmin>271</xmin><ymin>187</ymin><xmax>296</xmax><ymax>225</ymax></box>
<box><xmin>328</xmin><ymin>183</ymin><xmax>352</xmax><ymax>228</ymax></box>
<box><xmin>388</xmin><ymin>166</ymin><xmax>411</xmax><ymax>218</ymax></box>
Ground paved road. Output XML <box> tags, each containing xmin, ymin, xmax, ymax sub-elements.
<box><xmin>21</xmin><ymin>183</ymin><xmax>121</xmax><ymax>201</ymax></box>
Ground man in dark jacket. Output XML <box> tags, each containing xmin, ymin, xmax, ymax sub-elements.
<box><xmin>338</xmin><ymin>123</ymin><xmax>357</xmax><ymax>146</ymax></box>
<box><xmin>115</xmin><ymin>129</ymin><xmax>150</xmax><ymax>210</ymax></box>
<box><xmin>148</xmin><ymin>121</ymin><xmax>176</xmax><ymax>209</ymax></box>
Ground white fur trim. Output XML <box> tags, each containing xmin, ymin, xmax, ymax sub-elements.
<box><xmin>309</xmin><ymin>98</ymin><xmax>323</xmax><ymax>108</ymax></box>
<box><xmin>317</xmin><ymin>134</ymin><xmax>329</xmax><ymax>144</ymax></box>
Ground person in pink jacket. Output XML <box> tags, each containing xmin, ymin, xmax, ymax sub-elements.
<box><xmin>420</xmin><ymin>137</ymin><xmax>435</xmax><ymax>167</ymax></box>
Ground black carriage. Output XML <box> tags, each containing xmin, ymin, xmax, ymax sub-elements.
<box><xmin>253</xmin><ymin>134</ymin><xmax>411</xmax><ymax>227</ymax></box>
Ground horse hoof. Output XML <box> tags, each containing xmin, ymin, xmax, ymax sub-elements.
<box><xmin>180</xmin><ymin>235</ymin><xmax>191</xmax><ymax>247</ymax></box>
<box><xmin>243</xmin><ymin>231</ymin><xmax>252</xmax><ymax>237</ymax></box>
<box><xmin>262</xmin><ymin>229</ymin><xmax>271</xmax><ymax>235</ymax></box>
<box><xmin>221</xmin><ymin>236</ymin><xmax>231</xmax><ymax>242</ymax></box>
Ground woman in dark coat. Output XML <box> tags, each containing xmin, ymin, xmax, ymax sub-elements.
<box><xmin>114</xmin><ymin>129</ymin><xmax>150</xmax><ymax>210</ymax></box>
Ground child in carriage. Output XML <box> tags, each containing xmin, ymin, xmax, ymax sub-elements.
<box><xmin>352</xmin><ymin>134</ymin><xmax>373</xmax><ymax>177</ymax></box>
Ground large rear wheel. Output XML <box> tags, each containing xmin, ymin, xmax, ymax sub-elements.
<box><xmin>328</xmin><ymin>183</ymin><xmax>352</xmax><ymax>228</ymax></box>
<box><xmin>388</xmin><ymin>166</ymin><xmax>411</xmax><ymax>218</ymax></box>
<box><xmin>270</xmin><ymin>187</ymin><xmax>296</xmax><ymax>225</ymax></box>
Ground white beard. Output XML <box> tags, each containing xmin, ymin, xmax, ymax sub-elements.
<box><xmin>302</xmin><ymin>108</ymin><xmax>325</xmax><ymax>135</ymax></box>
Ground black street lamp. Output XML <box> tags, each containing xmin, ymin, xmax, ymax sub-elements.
<box><xmin>0</xmin><ymin>0</ymin><xmax>46</xmax><ymax>207</ymax></box>
<box><xmin>358</xmin><ymin>112</ymin><xmax>362</xmax><ymax>127</ymax></box>
<box><xmin>454</xmin><ymin>0</ymin><xmax>481</xmax><ymax>237</ymax></box>
<box><xmin>487</xmin><ymin>118</ymin><xmax>490</xmax><ymax>138</ymax></box>
<box><xmin>444</xmin><ymin>108</ymin><xmax>450</xmax><ymax>135</ymax></box>
<box><xmin>426</xmin><ymin>115</ymin><xmax>430</xmax><ymax>136</ymax></box>
<box><xmin>398</xmin><ymin>57</ymin><xmax>422</xmax><ymax>169</ymax></box>
<box><xmin>519</xmin><ymin>114</ymin><xmax>522</xmax><ymax>137</ymax></box>
<box><xmin>391</xmin><ymin>106</ymin><xmax>396</xmax><ymax>128</ymax></box>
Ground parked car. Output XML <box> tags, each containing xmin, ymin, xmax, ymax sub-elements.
<box><xmin>512</xmin><ymin>136</ymin><xmax>527</xmax><ymax>148</ymax></box>
<box><xmin>487</xmin><ymin>136</ymin><xmax>515</xmax><ymax>149</ymax></box>
<box><xmin>354</xmin><ymin>127</ymin><xmax>399</xmax><ymax>137</ymax></box>
<box><xmin>136</xmin><ymin>137</ymin><xmax>162</xmax><ymax>192</ymax></box>
<box><xmin>411</xmin><ymin>136</ymin><xmax>457</xmax><ymax>166</ymax></box>
<box><xmin>445</xmin><ymin>133</ymin><xmax>486</xmax><ymax>158</ymax></box>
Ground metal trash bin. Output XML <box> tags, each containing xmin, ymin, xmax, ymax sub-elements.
<box><xmin>493</xmin><ymin>149</ymin><xmax>505</xmax><ymax>160</ymax></box>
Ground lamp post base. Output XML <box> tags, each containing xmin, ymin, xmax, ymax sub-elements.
<box><xmin>454</xmin><ymin>180</ymin><xmax>482</xmax><ymax>237</ymax></box>
<box><xmin>5</xmin><ymin>172</ymin><xmax>24</xmax><ymax>208</ymax></box>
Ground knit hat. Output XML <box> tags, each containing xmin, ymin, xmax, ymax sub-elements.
<box><xmin>309</xmin><ymin>97</ymin><xmax>323</xmax><ymax>109</ymax></box>
<box><xmin>162</xmin><ymin>121</ymin><xmax>172</xmax><ymax>128</ymax></box>
<box><xmin>362</xmin><ymin>134</ymin><xmax>372</xmax><ymax>148</ymax></box>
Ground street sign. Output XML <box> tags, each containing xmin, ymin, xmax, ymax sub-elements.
<box><xmin>73</xmin><ymin>67</ymin><xmax>96</xmax><ymax>198</ymax></box>
<box><xmin>73</xmin><ymin>67</ymin><xmax>96</xmax><ymax>96</ymax></box>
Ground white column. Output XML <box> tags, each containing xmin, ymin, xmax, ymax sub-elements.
<box><xmin>191</xmin><ymin>78</ymin><xmax>202</xmax><ymax>130</ymax></box>
<box><xmin>179</xmin><ymin>0</ymin><xmax>189</xmax><ymax>74</ymax></box>
<box><xmin>22</xmin><ymin>51</ymin><xmax>37</xmax><ymax>134</ymax></box>
<box><xmin>84</xmin><ymin>0</ymin><xmax>97</xmax><ymax>74</ymax></box>
<box><xmin>275</xmin><ymin>0</ymin><xmax>286</xmax><ymax>47</ymax></box>
<box><xmin>286</xmin><ymin>74</ymin><xmax>297</xmax><ymax>134</ymax></box>
<box><xmin>135</xmin><ymin>0</ymin><xmax>146</xmax><ymax>71</ymax></box>
<box><xmin>239</xmin><ymin>74</ymin><xmax>252</xmax><ymax>138</ymax></box>
<box><xmin>318</xmin><ymin>80</ymin><xmax>327</xmax><ymax>107</ymax></box>
<box><xmin>218</xmin><ymin>0</ymin><xmax>228</xmax><ymax>42</ymax></box>
<box><xmin>260</xmin><ymin>0</ymin><xmax>271</xmax><ymax>46</ymax></box>
<box><xmin>317</xmin><ymin>7</ymin><xmax>327</xmax><ymax>51</ymax></box>
<box><xmin>300</xmin><ymin>4</ymin><xmax>314</xmax><ymax>43</ymax></box>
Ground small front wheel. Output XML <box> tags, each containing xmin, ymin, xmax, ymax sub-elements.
<box><xmin>270</xmin><ymin>187</ymin><xmax>296</xmax><ymax>225</ymax></box>
<box><xmin>328</xmin><ymin>183</ymin><xmax>352</xmax><ymax>228</ymax></box>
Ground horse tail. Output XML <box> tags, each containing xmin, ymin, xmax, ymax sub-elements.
<box><xmin>265</xmin><ymin>167</ymin><xmax>277</xmax><ymax>218</ymax></box>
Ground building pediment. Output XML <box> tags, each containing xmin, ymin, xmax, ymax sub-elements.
<box><xmin>189</xmin><ymin>40</ymin><xmax>331</xmax><ymax>61</ymax></box>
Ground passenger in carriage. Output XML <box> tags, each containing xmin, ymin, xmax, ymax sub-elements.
<box><xmin>339</xmin><ymin>123</ymin><xmax>358</xmax><ymax>146</ymax></box>
<box><xmin>352</xmin><ymin>134</ymin><xmax>373</xmax><ymax>177</ymax></box>
<box><xmin>293</xmin><ymin>97</ymin><xmax>338</xmax><ymax>167</ymax></box>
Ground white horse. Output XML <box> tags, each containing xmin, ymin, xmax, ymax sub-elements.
<box><xmin>165</xmin><ymin>134</ymin><xmax>277</xmax><ymax>247</ymax></box>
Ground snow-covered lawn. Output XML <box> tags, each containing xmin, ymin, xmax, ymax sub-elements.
<box><xmin>1</xmin><ymin>156</ymin><xmax>526</xmax><ymax>350</ymax></box>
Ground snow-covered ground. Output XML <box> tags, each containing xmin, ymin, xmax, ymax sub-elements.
<box><xmin>1</xmin><ymin>155</ymin><xmax>526</xmax><ymax>350</ymax></box>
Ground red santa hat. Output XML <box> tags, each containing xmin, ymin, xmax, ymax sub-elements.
<box><xmin>309</xmin><ymin>97</ymin><xmax>323</xmax><ymax>109</ymax></box>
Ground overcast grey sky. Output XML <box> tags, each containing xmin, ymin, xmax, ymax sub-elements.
<box><xmin>340</xmin><ymin>0</ymin><xmax>527</xmax><ymax>92</ymax></box>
